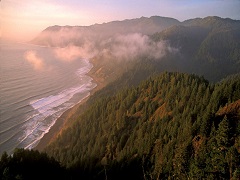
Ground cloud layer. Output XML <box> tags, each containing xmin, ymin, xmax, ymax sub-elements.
<box><xmin>106</xmin><ymin>33</ymin><xmax>171</xmax><ymax>61</ymax></box>
<box><xmin>53</xmin><ymin>43</ymin><xmax>98</xmax><ymax>62</ymax></box>
<box><xmin>31</xmin><ymin>26</ymin><xmax>179</xmax><ymax>66</ymax></box>
<box><xmin>39</xmin><ymin>29</ymin><xmax>177</xmax><ymax>62</ymax></box>
<box><xmin>24</xmin><ymin>51</ymin><xmax>45</xmax><ymax>70</ymax></box>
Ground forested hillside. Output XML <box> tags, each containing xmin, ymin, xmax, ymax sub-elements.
<box><xmin>1</xmin><ymin>16</ymin><xmax>240</xmax><ymax>180</ymax></box>
<box><xmin>151</xmin><ymin>16</ymin><xmax>240</xmax><ymax>81</ymax></box>
<box><xmin>1</xmin><ymin>72</ymin><xmax>239</xmax><ymax>179</ymax></box>
<box><xmin>0</xmin><ymin>149</ymin><xmax>66</xmax><ymax>180</ymax></box>
<box><xmin>43</xmin><ymin>72</ymin><xmax>240</xmax><ymax>179</ymax></box>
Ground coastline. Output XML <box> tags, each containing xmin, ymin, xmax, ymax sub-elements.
<box><xmin>34</xmin><ymin>58</ymin><xmax>106</xmax><ymax>152</ymax></box>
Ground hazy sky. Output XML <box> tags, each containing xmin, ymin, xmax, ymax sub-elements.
<box><xmin>1</xmin><ymin>0</ymin><xmax>240</xmax><ymax>42</ymax></box>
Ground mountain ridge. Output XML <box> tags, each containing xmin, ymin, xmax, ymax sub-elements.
<box><xmin>42</xmin><ymin>16</ymin><xmax>181</xmax><ymax>33</ymax></box>
<box><xmin>1</xmin><ymin>15</ymin><xmax>240</xmax><ymax>180</ymax></box>
<box><xmin>31</xmin><ymin>16</ymin><xmax>181</xmax><ymax>47</ymax></box>
<box><xmin>38</xmin><ymin>16</ymin><xmax>240</xmax><ymax>34</ymax></box>
<box><xmin>31</xmin><ymin>16</ymin><xmax>240</xmax><ymax>83</ymax></box>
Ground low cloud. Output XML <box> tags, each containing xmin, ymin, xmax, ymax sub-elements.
<box><xmin>110</xmin><ymin>33</ymin><xmax>166</xmax><ymax>60</ymax></box>
<box><xmin>34</xmin><ymin>27</ymin><xmax>178</xmax><ymax>62</ymax></box>
<box><xmin>51</xmin><ymin>33</ymin><xmax>177</xmax><ymax>62</ymax></box>
<box><xmin>53</xmin><ymin>43</ymin><xmax>98</xmax><ymax>62</ymax></box>
<box><xmin>24</xmin><ymin>51</ymin><xmax>45</xmax><ymax>71</ymax></box>
<box><xmin>100</xmin><ymin>33</ymin><xmax>178</xmax><ymax>61</ymax></box>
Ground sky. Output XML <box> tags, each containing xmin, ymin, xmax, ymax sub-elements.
<box><xmin>1</xmin><ymin>0</ymin><xmax>240</xmax><ymax>42</ymax></box>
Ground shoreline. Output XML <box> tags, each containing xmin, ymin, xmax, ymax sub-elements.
<box><xmin>34</xmin><ymin>59</ymin><xmax>106</xmax><ymax>152</ymax></box>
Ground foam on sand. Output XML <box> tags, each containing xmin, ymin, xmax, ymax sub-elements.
<box><xmin>17</xmin><ymin>59</ymin><xmax>96</xmax><ymax>149</ymax></box>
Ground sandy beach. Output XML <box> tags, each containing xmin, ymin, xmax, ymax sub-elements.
<box><xmin>34</xmin><ymin>59</ymin><xmax>106</xmax><ymax>151</ymax></box>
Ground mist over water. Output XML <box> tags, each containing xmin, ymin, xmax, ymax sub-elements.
<box><xmin>0</xmin><ymin>41</ymin><xmax>96</xmax><ymax>154</ymax></box>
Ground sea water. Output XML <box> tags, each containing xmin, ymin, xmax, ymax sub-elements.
<box><xmin>0</xmin><ymin>41</ymin><xmax>96</xmax><ymax>154</ymax></box>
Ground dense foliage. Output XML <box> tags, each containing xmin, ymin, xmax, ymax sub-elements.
<box><xmin>2</xmin><ymin>16</ymin><xmax>240</xmax><ymax>180</ymax></box>
<box><xmin>1</xmin><ymin>72</ymin><xmax>239</xmax><ymax>179</ymax></box>
<box><xmin>42</xmin><ymin>72</ymin><xmax>240</xmax><ymax>179</ymax></box>
<box><xmin>0</xmin><ymin>149</ymin><xmax>65</xmax><ymax>180</ymax></box>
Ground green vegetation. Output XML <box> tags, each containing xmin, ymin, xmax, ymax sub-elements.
<box><xmin>1</xmin><ymin>72</ymin><xmax>239</xmax><ymax>179</ymax></box>
<box><xmin>2</xmin><ymin>16</ymin><xmax>240</xmax><ymax>179</ymax></box>
<box><xmin>46</xmin><ymin>72</ymin><xmax>240</xmax><ymax>179</ymax></box>
<box><xmin>0</xmin><ymin>149</ymin><xmax>65</xmax><ymax>180</ymax></box>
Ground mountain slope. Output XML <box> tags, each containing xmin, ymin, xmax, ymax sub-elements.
<box><xmin>0</xmin><ymin>149</ymin><xmax>66</xmax><ymax>180</ymax></box>
<box><xmin>151</xmin><ymin>17</ymin><xmax>240</xmax><ymax>81</ymax></box>
<box><xmin>31</xmin><ymin>16</ymin><xmax>180</xmax><ymax>47</ymax></box>
<box><xmin>44</xmin><ymin>72</ymin><xmax>240</xmax><ymax>179</ymax></box>
<box><xmin>1</xmin><ymin>71</ymin><xmax>239</xmax><ymax>179</ymax></box>
<box><xmin>9</xmin><ymin>16</ymin><xmax>240</xmax><ymax>179</ymax></box>
<box><xmin>31</xmin><ymin>16</ymin><xmax>240</xmax><ymax>83</ymax></box>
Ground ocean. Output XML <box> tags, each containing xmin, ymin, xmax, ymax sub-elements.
<box><xmin>0</xmin><ymin>41</ymin><xmax>96</xmax><ymax>155</ymax></box>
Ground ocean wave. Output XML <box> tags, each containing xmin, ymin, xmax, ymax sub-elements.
<box><xmin>75</xmin><ymin>60</ymin><xmax>93</xmax><ymax>77</ymax></box>
<box><xmin>20</xmin><ymin>91</ymin><xmax>92</xmax><ymax>150</ymax></box>
<box><xmin>0</xmin><ymin>89</ymin><xmax>57</xmax><ymax>123</ymax></box>
<box><xmin>18</xmin><ymin>60</ymin><xmax>96</xmax><ymax>150</ymax></box>
<box><xmin>30</xmin><ymin>82</ymin><xmax>92</xmax><ymax>114</ymax></box>
<box><xmin>0</xmin><ymin>44</ymin><xmax>98</xmax><ymax>155</ymax></box>
<box><xmin>0</xmin><ymin>128</ymin><xmax>25</xmax><ymax>147</ymax></box>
